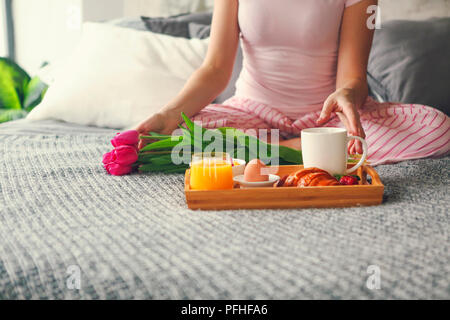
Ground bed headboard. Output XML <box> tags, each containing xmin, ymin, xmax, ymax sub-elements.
<box><xmin>123</xmin><ymin>0</ymin><xmax>450</xmax><ymax>21</ymax></box>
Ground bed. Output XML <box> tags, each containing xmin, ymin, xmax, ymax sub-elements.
<box><xmin>0</xmin><ymin>119</ymin><xmax>448</xmax><ymax>299</ymax></box>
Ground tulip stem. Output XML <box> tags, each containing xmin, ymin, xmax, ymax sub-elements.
<box><xmin>140</xmin><ymin>135</ymin><xmax>171</xmax><ymax>140</ymax></box>
<box><xmin>139</xmin><ymin>151</ymin><xmax>172</xmax><ymax>155</ymax></box>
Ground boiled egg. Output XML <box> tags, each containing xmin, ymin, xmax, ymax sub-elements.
<box><xmin>244</xmin><ymin>159</ymin><xmax>269</xmax><ymax>182</ymax></box>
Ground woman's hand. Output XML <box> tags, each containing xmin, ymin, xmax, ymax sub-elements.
<box><xmin>135</xmin><ymin>111</ymin><xmax>180</xmax><ymax>149</ymax></box>
<box><xmin>323</xmin><ymin>0</ymin><xmax>375</xmax><ymax>154</ymax></box>
<box><xmin>316</xmin><ymin>88</ymin><xmax>366</xmax><ymax>154</ymax></box>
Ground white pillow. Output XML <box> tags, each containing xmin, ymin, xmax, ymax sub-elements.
<box><xmin>27</xmin><ymin>22</ymin><xmax>209</xmax><ymax>129</ymax></box>
<box><xmin>125</xmin><ymin>0</ymin><xmax>214</xmax><ymax>17</ymax></box>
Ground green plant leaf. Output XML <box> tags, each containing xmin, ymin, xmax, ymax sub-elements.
<box><xmin>278</xmin><ymin>145</ymin><xmax>303</xmax><ymax>164</ymax></box>
<box><xmin>139</xmin><ymin>136</ymin><xmax>184</xmax><ymax>152</ymax></box>
<box><xmin>215</xmin><ymin>126</ymin><xmax>302</xmax><ymax>164</ymax></box>
<box><xmin>23</xmin><ymin>76</ymin><xmax>48</xmax><ymax>111</ymax></box>
<box><xmin>181</xmin><ymin>112</ymin><xmax>206</xmax><ymax>134</ymax></box>
<box><xmin>0</xmin><ymin>57</ymin><xmax>31</xmax><ymax>110</ymax></box>
<box><xmin>181</xmin><ymin>112</ymin><xmax>195</xmax><ymax>132</ymax></box>
<box><xmin>139</xmin><ymin>132</ymin><xmax>172</xmax><ymax>140</ymax></box>
<box><xmin>135</xmin><ymin>113</ymin><xmax>303</xmax><ymax>174</ymax></box>
<box><xmin>138</xmin><ymin>154</ymin><xmax>174</xmax><ymax>166</ymax></box>
<box><xmin>0</xmin><ymin>109</ymin><xmax>29</xmax><ymax>123</ymax></box>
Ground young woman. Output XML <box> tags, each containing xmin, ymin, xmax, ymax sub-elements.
<box><xmin>136</xmin><ymin>0</ymin><xmax>450</xmax><ymax>165</ymax></box>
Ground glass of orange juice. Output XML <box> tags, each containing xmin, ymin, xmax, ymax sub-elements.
<box><xmin>190</xmin><ymin>152</ymin><xmax>234</xmax><ymax>190</ymax></box>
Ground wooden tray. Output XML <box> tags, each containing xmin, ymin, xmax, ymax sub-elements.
<box><xmin>185</xmin><ymin>165</ymin><xmax>384</xmax><ymax>210</ymax></box>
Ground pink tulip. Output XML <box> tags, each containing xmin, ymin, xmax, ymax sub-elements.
<box><xmin>105</xmin><ymin>163</ymin><xmax>133</xmax><ymax>176</ymax></box>
<box><xmin>113</xmin><ymin>145</ymin><xmax>138</xmax><ymax>165</ymax></box>
<box><xmin>102</xmin><ymin>151</ymin><xmax>116</xmax><ymax>165</ymax></box>
<box><xmin>111</xmin><ymin>130</ymin><xmax>140</xmax><ymax>148</ymax></box>
<box><xmin>103</xmin><ymin>130</ymin><xmax>140</xmax><ymax>176</ymax></box>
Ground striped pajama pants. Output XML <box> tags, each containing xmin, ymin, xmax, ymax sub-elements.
<box><xmin>191</xmin><ymin>97</ymin><xmax>450</xmax><ymax>165</ymax></box>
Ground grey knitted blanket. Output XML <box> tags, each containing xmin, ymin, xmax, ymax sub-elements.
<box><xmin>0</xmin><ymin>119</ymin><xmax>449</xmax><ymax>299</ymax></box>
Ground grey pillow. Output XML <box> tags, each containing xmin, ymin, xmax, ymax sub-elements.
<box><xmin>189</xmin><ymin>23</ymin><xmax>244</xmax><ymax>103</ymax></box>
<box><xmin>188</xmin><ymin>22</ymin><xmax>211</xmax><ymax>40</ymax></box>
<box><xmin>141</xmin><ymin>12</ymin><xmax>212</xmax><ymax>38</ymax></box>
<box><xmin>108</xmin><ymin>17</ymin><xmax>148</xmax><ymax>31</ymax></box>
<box><xmin>368</xmin><ymin>18</ymin><xmax>450</xmax><ymax>115</ymax></box>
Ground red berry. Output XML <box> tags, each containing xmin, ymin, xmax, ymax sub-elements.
<box><xmin>339</xmin><ymin>176</ymin><xmax>359</xmax><ymax>185</ymax></box>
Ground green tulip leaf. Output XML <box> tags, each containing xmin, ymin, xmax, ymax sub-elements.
<box><xmin>135</xmin><ymin>113</ymin><xmax>303</xmax><ymax>173</ymax></box>
<box><xmin>140</xmin><ymin>136</ymin><xmax>184</xmax><ymax>152</ymax></box>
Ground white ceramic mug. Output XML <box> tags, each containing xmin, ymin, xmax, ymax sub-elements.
<box><xmin>301</xmin><ymin>128</ymin><xmax>368</xmax><ymax>175</ymax></box>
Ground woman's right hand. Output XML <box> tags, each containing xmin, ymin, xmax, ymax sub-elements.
<box><xmin>135</xmin><ymin>111</ymin><xmax>180</xmax><ymax>149</ymax></box>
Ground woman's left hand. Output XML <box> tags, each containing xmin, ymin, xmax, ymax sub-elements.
<box><xmin>316</xmin><ymin>88</ymin><xmax>366</xmax><ymax>154</ymax></box>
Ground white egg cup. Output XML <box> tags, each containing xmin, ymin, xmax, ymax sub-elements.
<box><xmin>233</xmin><ymin>174</ymin><xmax>280</xmax><ymax>189</ymax></box>
<box><xmin>232</xmin><ymin>159</ymin><xmax>247</xmax><ymax>177</ymax></box>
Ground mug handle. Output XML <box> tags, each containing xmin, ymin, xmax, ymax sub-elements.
<box><xmin>346</xmin><ymin>136</ymin><xmax>368</xmax><ymax>174</ymax></box>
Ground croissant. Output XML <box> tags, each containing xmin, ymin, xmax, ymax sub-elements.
<box><xmin>275</xmin><ymin>167</ymin><xmax>340</xmax><ymax>187</ymax></box>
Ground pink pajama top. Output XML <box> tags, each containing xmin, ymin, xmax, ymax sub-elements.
<box><xmin>235</xmin><ymin>0</ymin><xmax>364</xmax><ymax>119</ymax></box>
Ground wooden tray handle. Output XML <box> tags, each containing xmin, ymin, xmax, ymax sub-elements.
<box><xmin>364</xmin><ymin>165</ymin><xmax>383</xmax><ymax>186</ymax></box>
<box><xmin>356</xmin><ymin>166</ymin><xmax>367</xmax><ymax>185</ymax></box>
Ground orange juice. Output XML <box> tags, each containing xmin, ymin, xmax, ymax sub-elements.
<box><xmin>190</xmin><ymin>159</ymin><xmax>233</xmax><ymax>190</ymax></box>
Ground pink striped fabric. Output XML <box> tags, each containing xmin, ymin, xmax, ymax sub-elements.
<box><xmin>191</xmin><ymin>97</ymin><xmax>450</xmax><ymax>165</ymax></box>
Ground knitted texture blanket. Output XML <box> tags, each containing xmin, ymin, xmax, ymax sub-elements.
<box><xmin>0</xmin><ymin>120</ymin><xmax>448</xmax><ymax>299</ymax></box>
